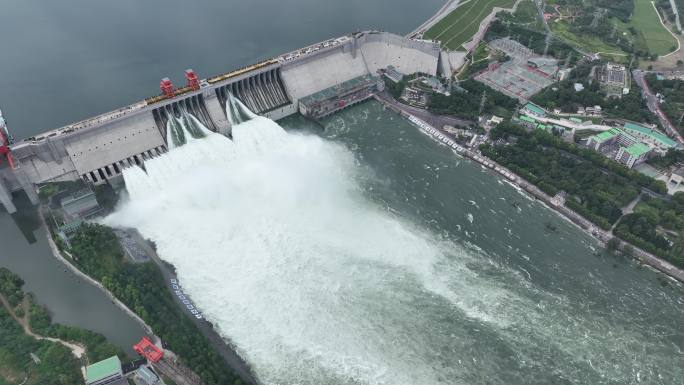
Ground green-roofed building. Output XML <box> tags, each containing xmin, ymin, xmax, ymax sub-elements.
<box><xmin>86</xmin><ymin>356</ymin><xmax>123</xmax><ymax>385</ymax></box>
<box><xmin>518</xmin><ymin>114</ymin><xmax>537</xmax><ymax>126</ymax></box>
<box><xmin>586</xmin><ymin>128</ymin><xmax>621</xmax><ymax>150</ymax></box>
<box><xmin>569</xmin><ymin>117</ymin><xmax>583</xmax><ymax>124</ymax></box>
<box><xmin>616</xmin><ymin>142</ymin><xmax>652</xmax><ymax>168</ymax></box>
<box><xmin>622</xmin><ymin>122</ymin><xmax>677</xmax><ymax>150</ymax></box>
<box><xmin>521</xmin><ymin>102</ymin><xmax>546</xmax><ymax>117</ymax></box>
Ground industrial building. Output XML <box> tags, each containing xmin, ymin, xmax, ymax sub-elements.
<box><xmin>86</xmin><ymin>356</ymin><xmax>125</xmax><ymax>385</ymax></box>
<box><xmin>56</xmin><ymin>187</ymin><xmax>102</xmax><ymax>240</ymax></box>
<box><xmin>596</xmin><ymin>63</ymin><xmax>630</xmax><ymax>97</ymax></box>
<box><xmin>298</xmin><ymin>75</ymin><xmax>384</xmax><ymax>119</ymax></box>
<box><xmin>134</xmin><ymin>366</ymin><xmax>160</xmax><ymax>385</ymax></box>
<box><xmin>475</xmin><ymin>38</ymin><xmax>559</xmax><ymax>101</ymax></box>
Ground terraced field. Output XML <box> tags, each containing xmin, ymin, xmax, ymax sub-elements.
<box><xmin>424</xmin><ymin>0</ymin><xmax>517</xmax><ymax>50</ymax></box>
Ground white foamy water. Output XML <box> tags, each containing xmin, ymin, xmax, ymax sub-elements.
<box><xmin>105</xmin><ymin>113</ymin><xmax>684</xmax><ymax>385</ymax></box>
<box><xmin>105</xmin><ymin>116</ymin><xmax>525</xmax><ymax>384</ymax></box>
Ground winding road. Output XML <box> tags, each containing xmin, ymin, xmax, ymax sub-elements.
<box><xmin>0</xmin><ymin>294</ymin><xmax>86</xmax><ymax>360</ymax></box>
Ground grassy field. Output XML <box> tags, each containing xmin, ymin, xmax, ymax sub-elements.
<box><xmin>629</xmin><ymin>0</ymin><xmax>677</xmax><ymax>55</ymax></box>
<box><xmin>424</xmin><ymin>0</ymin><xmax>516</xmax><ymax>50</ymax></box>
<box><xmin>550</xmin><ymin>21</ymin><xmax>631</xmax><ymax>62</ymax></box>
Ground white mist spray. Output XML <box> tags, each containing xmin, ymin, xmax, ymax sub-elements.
<box><xmin>105</xmin><ymin>108</ymin><xmax>528</xmax><ymax>385</ymax></box>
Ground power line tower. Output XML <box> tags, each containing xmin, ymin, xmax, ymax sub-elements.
<box><xmin>564</xmin><ymin>51</ymin><xmax>572</xmax><ymax>68</ymax></box>
<box><xmin>479</xmin><ymin>90</ymin><xmax>487</xmax><ymax>116</ymax></box>
<box><xmin>543</xmin><ymin>35</ymin><xmax>550</xmax><ymax>57</ymax></box>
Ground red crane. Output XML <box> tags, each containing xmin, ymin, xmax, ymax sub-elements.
<box><xmin>185</xmin><ymin>69</ymin><xmax>200</xmax><ymax>90</ymax></box>
<box><xmin>160</xmin><ymin>78</ymin><xmax>175</xmax><ymax>99</ymax></box>
<box><xmin>0</xmin><ymin>110</ymin><xmax>15</xmax><ymax>168</ymax></box>
<box><xmin>133</xmin><ymin>337</ymin><xmax>164</xmax><ymax>363</ymax></box>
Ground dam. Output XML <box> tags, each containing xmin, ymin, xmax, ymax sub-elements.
<box><xmin>0</xmin><ymin>31</ymin><xmax>443</xmax><ymax>212</ymax></box>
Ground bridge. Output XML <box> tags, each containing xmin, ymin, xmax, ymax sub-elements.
<box><xmin>0</xmin><ymin>31</ymin><xmax>444</xmax><ymax>213</ymax></box>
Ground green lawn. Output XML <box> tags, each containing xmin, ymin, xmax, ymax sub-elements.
<box><xmin>425</xmin><ymin>0</ymin><xmax>516</xmax><ymax>50</ymax></box>
<box><xmin>550</xmin><ymin>20</ymin><xmax>630</xmax><ymax>62</ymax></box>
<box><xmin>629</xmin><ymin>0</ymin><xmax>677</xmax><ymax>55</ymax></box>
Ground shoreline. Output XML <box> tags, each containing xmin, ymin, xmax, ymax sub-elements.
<box><xmin>373</xmin><ymin>96</ymin><xmax>684</xmax><ymax>283</ymax></box>
<box><xmin>39</xmin><ymin>211</ymin><xmax>159</xmax><ymax>341</ymax></box>
<box><xmin>125</xmin><ymin>229</ymin><xmax>260</xmax><ymax>385</ymax></box>
<box><xmin>40</xmin><ymin>209</ymin><xmax>259</xmax><ymax>385</ymax></box>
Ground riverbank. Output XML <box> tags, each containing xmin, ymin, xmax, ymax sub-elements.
<box><xmin>374</xmin><ymin>95</ymin><xmax>684</xmax><ymax>283</ymax></box>
<box><xmin>39</xmin><ymin>211</ymin><xmax>158</xmax><ymax>342</ymax></box>
<box><xmin>126</xmin><ymin>229</ymin><xmax>259</xmax><ymax>385</ymax></box>
<box><xmin>0</xmin><ymin>293</ymin><xmax>86</xmax><ymax>357</ymax></box>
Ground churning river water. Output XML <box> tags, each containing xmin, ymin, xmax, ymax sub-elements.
<box><xmin>105</xmin><ymin>101</ymin><xmax>684</xmax><ymax>385</ymax></box>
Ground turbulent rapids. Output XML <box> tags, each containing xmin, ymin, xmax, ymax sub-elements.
<box><xmin>105</xmin><ymin>100</ymin><xmax>684</xmax><ymax>385</ymax></box>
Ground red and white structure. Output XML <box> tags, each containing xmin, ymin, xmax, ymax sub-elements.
<box><xmin>0</xmin><ymin>109</ymin><xmax>15</xmax><ymax>168</ymax></box>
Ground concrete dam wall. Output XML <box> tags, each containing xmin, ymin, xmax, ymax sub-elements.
<box><xmin>6</xmin><ymin>31</ymin><xmax>441</xmax><ymax>193</ymax></box>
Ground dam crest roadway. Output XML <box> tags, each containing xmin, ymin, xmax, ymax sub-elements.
<box><xmin>0</xmin><ymin>30</ymin><xmax>452</xmax><ymax>213</ymax></box>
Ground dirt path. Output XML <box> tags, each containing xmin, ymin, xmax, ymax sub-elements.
<box><xmin>0</xmin><ymin>293</ymin><xmax>86</xmax><ymax>360</ymax></box>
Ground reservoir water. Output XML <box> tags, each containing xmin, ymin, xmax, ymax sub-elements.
<box><xmin>106</xmin><ymin>101</ymin><xmax>684</xmax><ymax>385</ymax></box>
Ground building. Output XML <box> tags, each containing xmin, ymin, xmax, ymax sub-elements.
<box><xmin>382</xmin><ymin>65</ymin><xmax>404</xmax><ymax>83</ymax></box>
<box><xmin>412</xmin><ymin>76</ymin><xmax>449</xmax><ymax>95</ymax></box>
<box><xmin>596</xmin><ymin>63</ymin><xmax>630</xmax><ymax>97</ymax></box>
<box><xmin>586</xmin><ymin>127</ymin><xmax>653</xmax><ymax>168</ymax></box>
<box><xmin>517</xmin><ymin>114</ymin><xmax>537</xmax><ymax>128</ymax></box>
<box><xmin>475</xmin><ymin>39</ymin><xmax>559</xmax><ymax>100</ymax></box>
<box><xmin>616</xmin><ymin>142</ymin><xmax>651</xmax><ymax>168</ymax></box>
<box><xmin>133</xmin><ymin>337</ymin><xmax>164</xmax><ymax>363</ymax></box>
<box><xmin>573</xmin><ymin>83</ymin><xmax>585</xmax><ymax>92</ymax></box>
<box><xmin>586</xmin><ymin>128</ymin><xmax>621</xmax><ymax>151</ymax></box>
<box><xmin>135</xmin><ymin>366</ymin><xmax>160</xmax><ymax>385</ymax></box>
<box><xmin>298</xmin><ymin>74</ymin><xmax>383</xmax><ymax>119</ymax></box>
<box><xmin>86</xmin><ymin>356</ymin><xmax>123</xmax><ymax>385</ymax></box>
<box><xmin>61</xmin><ymin>188</ymin><xmax>101</xmax><ymax>221</ymax></box>
<box><xmin>622</xmin><ymin>122</ymin><xmax>677</xmax><ymax>155</ymax></box>
<box><xmin>521</xmin><ymin>102</ymin><xmax>547</xmax><ymax>118</ymax></box>
<box><xmin>57</xmin><ymin>187</ymin><xmax>102</xmax><ymax>240</ymax></box>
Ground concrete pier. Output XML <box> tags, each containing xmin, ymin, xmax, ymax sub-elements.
<box><xmin>0</xmin><ymin>176</ymin><xmax>16</xmax><ymax>214</ymax></box>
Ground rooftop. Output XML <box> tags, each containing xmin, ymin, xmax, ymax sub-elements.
<box><xmin>623</xmin><ymin>122</ymin><xmax>677</xmax><ymax>148</ymax></box>
<box><xmin>624</xmin><ymin>142</ymin><xmax>651</xmax><ymax>157</ymax></box>
<box><xmin>519</xmin><ymin>115</ymin><xmax>536</xmax><ymax>123</ymax></box>
<box><xmin>592</xmin><ymin>129</ymin><xmax>620</xmax><ymax>142</ymax></box>
<box><xmin>299</xmin><ymin>74</ymin><xmax>377</xmax><ymax>106</ymax></box>
<box><xmin>86</xmin><ymin>356</ymin><xmax>121</xmax><ymax>384</ymax></box>
<box><xmin>523</xmin><ymin>103</ymin><xmax>546</xmax><ymax>116</ymax></box>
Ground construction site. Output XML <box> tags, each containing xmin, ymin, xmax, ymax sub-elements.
<box><xmin>474</xmin><ymin>38</ymin><xmax>559</xmax><ymax>101</ymax></box>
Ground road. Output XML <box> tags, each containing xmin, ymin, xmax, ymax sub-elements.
<box><xmin>0</xmin><ymin>294</ymin><xmax>86</xmax><ymax>360</ymax></box>
<box><xmin>407</xmin><ymin>0</ymin><xmax>462</xmax><ymax>38</ymax></box>
<box><xmin>375</xmin><ymin>91</ymin><xmax>473</xmax><ymax>129</ymax></box>
<box><xmin>632</xmin><ymin>69</ymin><xmax>684</xmax><ymax>143</ymax></box>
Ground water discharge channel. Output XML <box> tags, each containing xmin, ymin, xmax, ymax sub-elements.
<box><xmin>105</xmin><ymin>100</ymin><xmax>684</xmax><ymax>385</ymax></box>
